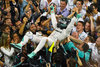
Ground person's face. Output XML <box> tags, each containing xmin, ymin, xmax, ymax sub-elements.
<box><xmin>85</xmin><ymin>22</ymin><xmax>90</xmax><ymax>32</ymax></box>
<box><xmin>60</xmin><ymin>1</ymin><xmax>67</xmax><ymax>10</ymax></box>
<box><xmin>76</xmin><ymin>22</ymin><xmax>84</xmax><ymax>32</ymax></box>
<box><xmin>92</xmin><ymin>6</ymin><xmax>97</xmax><ymax>14</ymax></box>
<box><xmin>13</xmin><ymin>33</ymin><xmax>19</xmax><ymax>41</ymax></box>
<box><xmin>15</xmin><ymin>21</ymin><xmax>22</xmax><ymax>29</ymax></box>
<box><xmin>5</xmin><ymin>19</ymin><xmax>12</xmax><ymax>26</ymax></box>
<box><xmin>76</xmin><ymin>1</ymin><xmax>82</xmax><ymax>10</ymax></box>
<box><xmin>36</xmin><ymin>25</ymin><xmax>41</xmax><ymax>31</ymax></box>
<box><xmin>96</xmin><ymin>38</ymin><xmax>100</xmax><ymax>47</ymax></box>
<box><xmin>4</xmin><ymin>26</ymin><xmax>10</xmax><ymax>34</ymax></box>
<box><xmin>30</xmin><ymin>24</ymin><xmax>36</xmax><ymax>32</ymax></box>
<box><xmin>84</xmin><ymin>36</ymin><xmax>89</xmax><ymax>43</ymax></box>
<box><xmin>72</xmin><ymin>32</ymin><xmax>79</xmax><ymax>39</ymax></box>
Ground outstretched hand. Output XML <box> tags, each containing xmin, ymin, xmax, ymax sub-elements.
<box><xmin>23</xmin><ymin>17</ymin><xmax>28</xmax><ymax>23</ymax></box>
<box><xmin>21</xmin><ymin>57</ymin><xmax>25</xmax><ymax>63</ymax></box>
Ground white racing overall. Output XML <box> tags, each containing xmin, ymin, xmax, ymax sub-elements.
<box><xmin>33</xmin><ymin>13</ymin><xmax>76</xmax><ymax>54</ymax></box>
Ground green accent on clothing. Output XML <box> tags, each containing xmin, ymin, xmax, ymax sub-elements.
<box><xmin>85</xmin><ymin>49</ymin><xmax>91</xmax><ymax>62</ymax></box>
<box><xmin>50</xmin><ymin>6</ymin><xmax>55</xmax><ymax>14</ymax></box>
<box><xmin>22</xmin><ymin>37</ymin><xmax>24</xmax><ymax>42</ymax></box>
<box><xmin>28</xmin><ymin>52</ymin><xmax>36</xmax><ymax>59</ymax></box>
<box><xmin>63</xmin><ymin>42</ymin><xmax>90</xmax><ymax>59</ymax></box>
<box><xmin>76</xmin><ymin>14</ymin><xmax>81</xmax><ymax>19</ymax></box>
<box><xmin>63</xmin><ymin>42</ymin><xmax>91</xmax><ymax>67</ymax></box>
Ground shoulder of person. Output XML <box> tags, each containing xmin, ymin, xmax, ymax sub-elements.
<box><xmin>97</xmin><ymin>12</ymin><xmax>100</xmax><ymax>16</ymax></box>
<box><xmin>81</xmin><ymin>31</ymin><xmax>87</xmax><ymax>36</ymax></box>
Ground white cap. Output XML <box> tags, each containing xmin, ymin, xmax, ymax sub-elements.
<box><xmin>78</xmin><ymin>18</ymin><xmax>84</xmax><ymax>22</ymax></box>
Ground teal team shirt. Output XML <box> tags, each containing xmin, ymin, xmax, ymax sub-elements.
<box><xmin>63</xmin><ymin>41</ymin><xmax>90</xmax><ymax>62</ymax></box>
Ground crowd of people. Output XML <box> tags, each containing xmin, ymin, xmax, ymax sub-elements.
<box><xmin>0</xmin><ymin>0</ymin><xmax>100</xmax><ymax>67</ymax></box>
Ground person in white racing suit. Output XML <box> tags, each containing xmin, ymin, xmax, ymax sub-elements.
<box><xmin>10</xmin><ymin>6</ymin><xmax>77</xmax><ymax>58</ymax></box>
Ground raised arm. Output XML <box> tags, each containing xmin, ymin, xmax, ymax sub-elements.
<box><xmin>19</xmin><ymin>17</ymin><xmax>28</xmax><ymax>35</ymax></box>
<box><xmin>69</xmin><ymin>36</ymin><xmax>83</xmax><ymax>44</ymax></box>
<box><xmin>65</xmin><ymin>17</ymin><xmax>76</xmax><ymax>35</ymax></box>
<box><xmin>50</xmin><ymin>6</ymin><xmax>58</xmax><ymax>29</ymax></box>
<box><xmin>90</xmin><ymin>16</ymin><xmax>95</xmax><ymax>36</ymax></box>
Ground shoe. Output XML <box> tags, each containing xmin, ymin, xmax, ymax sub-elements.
<box><xmin>10</xmin><ymin>43</ymin><xmax>23</xmax><ymax>50</ymax></box>
<box><xmin>28</xmin><ymin>52</ymin><xmax>36</xmax><ymax>59</ymax></box>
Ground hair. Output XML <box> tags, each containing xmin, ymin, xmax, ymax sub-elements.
<box><xmin>0</xmin><ymin>33</ymin><xmax>10</xmax><ymax>49</ymax></box>
<box><xmin>38</xmin><ymin>16</ymin><xmax>47</xmax><ymax>26</ymax></box>
<box><xmin>78</xmin><ymin>21</ymin><xmax>85</xmax><ymax>26</ymax></box>
<box><xmin>90</xmin><ymin>3</ymin><xmax>98</xmax><ymax>9</ymax></box>
<box><xmin>68</xmin><ymin>57</ymin><xmax>77</xmax><ymax>67</ymax></box>
<box><xmin>86</xmin><ymin>6</ymin><xmax>94</xmax><ymax>14</ymax></box>
<box><xmin>1</xmin><ymin>24</ymin><xmax>10</xmax><ymax>32</ymax></box>
<box><xmin>85</xmin><ymin>20</ymin><xmax>90</xmax><ymax>25</ymax></box>
<box><xmin>77</xmin><ymin>0</ymin><xmax>83</xmax><ymax>5</ymax></box>
<box><xmin>3</xmin><ymin>18</ymin><xmax>11</xmax><ymax>23</ymax></box>
<box><xmin>82</xmin><ymin>43</ymin><xmax>89</xmax><ymax>52</ymax></box>
<box><xmin>11</xmin><ymin>32</ymin><xmax>21</xmax><ymax>42</ymax></box>
<box><xmin>84</xmin><ymin>18</ymin><xmax>90</xmax><ymax>23</ymax></box>
<box><xmin>61</xmin><ymin>0</ymin><xmax>68</xmax><ymax>4</ymax></box>
<box><xmin>88</xmin><ymin>36</ymin><xmax>95</xmax><ymax>43</ymax></box>
<box><xmin>84</xmin><ymin>21</ymin><xmax>90</xmax><ymax>31</ymax></box>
